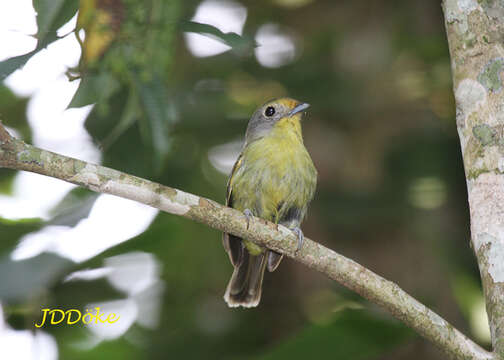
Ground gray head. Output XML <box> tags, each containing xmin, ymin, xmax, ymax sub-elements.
<box><xmin>244</xmin><ymin>98</ymin><xmax>310</xmax><ymax>144</ymax></box>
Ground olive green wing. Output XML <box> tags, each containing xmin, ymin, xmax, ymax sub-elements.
<box><xmin>266</xmin><ymin>207</ymin><xmax>303</xmax><ymax>272</ymax></box>
<box><xmin>222</xmin><ymin>154</ymin><xmax>245</xmax><ymax>267</ymax></box>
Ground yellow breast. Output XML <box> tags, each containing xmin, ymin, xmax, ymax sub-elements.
<box><xmin>231</xmin><ymin>116</ymin><xmax>317</xmax><ymax>223</ymax></box>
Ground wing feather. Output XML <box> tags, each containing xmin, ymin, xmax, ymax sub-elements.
<box><xmin>222</xmin><ymin>154</ymin><xmax>245</xmax><ymax>267</ymax></box>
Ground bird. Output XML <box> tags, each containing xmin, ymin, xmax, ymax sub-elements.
<box><xmin>222</xmin><ymin>98</ymin><xmax>317</xmax><ymax>308</ymax></box>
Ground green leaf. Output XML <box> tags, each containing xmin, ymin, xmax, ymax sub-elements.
<box><xmin>33</xmin><ymin>0</ymin><xmax>66</xmax><ymax>38</ymax></box>
<box><xmin>0</xmin><ymin>50</ymin><xmax>37</xmax><ymax>80</ymax></box>
<box><xmin>49</xmin><ymin>0</ymin><xmax>79</xmax><ymax>36</ymax></box>
<box><xmin>32</xmin><ymin>0</ymin><xmax>78</xmax><ymax>41</ymax></box>
<box><xmin>68</xmin><ymin>72</ymin><xmax>120</xmax><ymax>108</ymax></box>
<box><xmin>0</xmin><ymin>217</ymin><xmax>43</xmax><ymax>256</ymax></box>
<box><xmin>0</xmin><ymin>169</ymin><xmax>15</xmax><ymax>195</ymax></box>
<box><xmin>0</xmin><ymin>0</ymin><xmax>78</xmax><ymax>79</ymax></box>
<box><xmin>101</xmin><ymin>88</ymin><xmax>141</xmax><ymax>149</ymax></box>
<box><xmin>0</xmin><ymin>253</ymin><xmax>72</xmax><ymax>302</ymax></box>
<box><xmin>258</xmin><ymin>309</ymin><xmax>413</xmax><ymax>360</ymax></box>
<box><xmin>180</xmin><ymin>21</ymin><xmax>257</xmax><ymax>56</ymax></box>
<box><xmin>135</xmin><ymin>75</ymin><xmax>178</xmax><ymax>172</ymax></box>
<box><xmin>48</xmin><ymin>187</ymin><xmax>99</xmax><ymax>227</ymax></box>
<box><xmin>0</xmin><ymin>85</ymin><xmax>31</xmax><ymax>141</ymax></box>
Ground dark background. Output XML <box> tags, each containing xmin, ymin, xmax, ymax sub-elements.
<box><xmin>0</xmin><ymin>0</ymin><xmax>487</xmax><ymax>359</ymax></box>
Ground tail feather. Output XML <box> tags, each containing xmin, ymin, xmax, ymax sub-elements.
<box><xmin>224</xmin><ymin>251</ymin><xmax>267</xmax><ymax>308</ymax></box>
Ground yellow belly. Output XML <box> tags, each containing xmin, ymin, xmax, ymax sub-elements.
<box><xmin>229</xmin><ymin>117</ymin><xmax>317</xmax><ymax>255</ymax></box>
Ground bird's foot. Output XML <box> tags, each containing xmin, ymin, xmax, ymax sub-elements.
<box><xmin>292</xmin><ymin>227</ymin><xmax>304</xmax><ymax>251</ymax></box>
<box><xmin>244</xmin><ymin>209</ymin><xmax>254</xmax><ymax>230</ymax></box>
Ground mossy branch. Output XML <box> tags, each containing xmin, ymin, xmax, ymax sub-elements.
<box><xmin>0</xmin><ymin>122</ymin><xmax>493</xmax><ymax>360</ymax></box>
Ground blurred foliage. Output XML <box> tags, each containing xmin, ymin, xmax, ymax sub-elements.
<box><xmin>0</xmin><ymin>0</ymin><xmax>491</xmax><ymax>359</ymax></box>
<box><xmin>0</xmin><ymin>0</ymin><xmax>79</xmax><ymax>79</ymax></box>
<box><xmin>48</xmin><ymin>188</ymin><xmax>99</xmax><ymax>227</ymax></box>
<box><xmin>258</xmin><ymin>310</ymin><xmax>411</xmax><ymax>360</ymax></box>
<box><xmin>0</xmin><ymin>85</ymin><xmax>31</xmax><ymax>191</ymax></box>
<box><xmin>179</xmin><ymin>20</ymin><xmax>257</xmax><ymax>55</ymax></box>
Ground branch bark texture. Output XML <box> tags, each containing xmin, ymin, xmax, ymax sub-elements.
<box><xmin>0</xmin><ymin>123</ymin><xmax>492</xmax><ymax>360</ymax></box>
<box><xmin>443</xmin><ymin>1</ymin><xmax>504</xmax><ymax>357</ymax></box>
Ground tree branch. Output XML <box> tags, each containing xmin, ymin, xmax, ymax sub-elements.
<box><xmin>443</xmin><ymin>1</ymin><xmax>504</xmax><ymax>357</ymax></box>
<box><xmin>0</xmin><ymin>123</ymin><xmax>492</xmax><ymax>360</ymax></box>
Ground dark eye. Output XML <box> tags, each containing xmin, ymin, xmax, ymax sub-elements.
<box><xmin>265</xmin><ymin>106</ymin><xmax>275</xmax><ymax>117</ymax></box>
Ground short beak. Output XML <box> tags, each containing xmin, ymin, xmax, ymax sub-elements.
<box><xmin>288</xmin><ymin>103</ymin><xmax>310</xmax><ymax>117</ymax></box>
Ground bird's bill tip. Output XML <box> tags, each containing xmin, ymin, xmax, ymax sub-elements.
<box><xmin>288</xmin><ymin>102</ymin><xmax>310</xmax><ymax>117</ymax></box>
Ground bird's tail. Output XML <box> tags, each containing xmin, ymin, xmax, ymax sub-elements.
<box><xmin>224</xmin><ymin>251</ymin><xmax>267</xmax><ymax>308</ymax></box>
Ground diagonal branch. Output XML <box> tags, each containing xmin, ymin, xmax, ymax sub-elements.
<box><xmin>0</xmin><ymin>122</ymin><xmax>493</xmax><ymax>360</ymax></box>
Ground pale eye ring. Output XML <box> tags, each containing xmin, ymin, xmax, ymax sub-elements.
<box><xmin>265</xmin><ymin>106</ymin><xmax>275</xmax><ymax>117</ymax></box>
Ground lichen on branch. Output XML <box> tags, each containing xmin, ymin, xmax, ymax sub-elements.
<box><xmin>0</xmin><ymin>122</ymin><xmax>493</xmax><ymax>360</ymax></box>
<box><xmin>443</xmin><ymin>0</ymin><xmax>504</xmax><ymax>357</ymax></box>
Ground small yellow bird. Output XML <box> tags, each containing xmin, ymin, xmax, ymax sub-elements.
<box><xmin>223</xmin><ymin>98</ymin><xmax>317</xmax><ymax>308</ymax></box>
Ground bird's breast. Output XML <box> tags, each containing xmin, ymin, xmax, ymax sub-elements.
<box><xmin>232</xmin><ymin>132</ymin><xmax>317</xmax><ymax>222</ymax></box>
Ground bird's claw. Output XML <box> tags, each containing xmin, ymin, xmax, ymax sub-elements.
<box><xmin>244</xmin><ymin>209</ymin><xmax>254</xmax><ymax>230</ymax></box>
<box><xmin>292</xmin><ymin>227</ymin><xmax>304</xmax><ymax>251</ymax></box>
